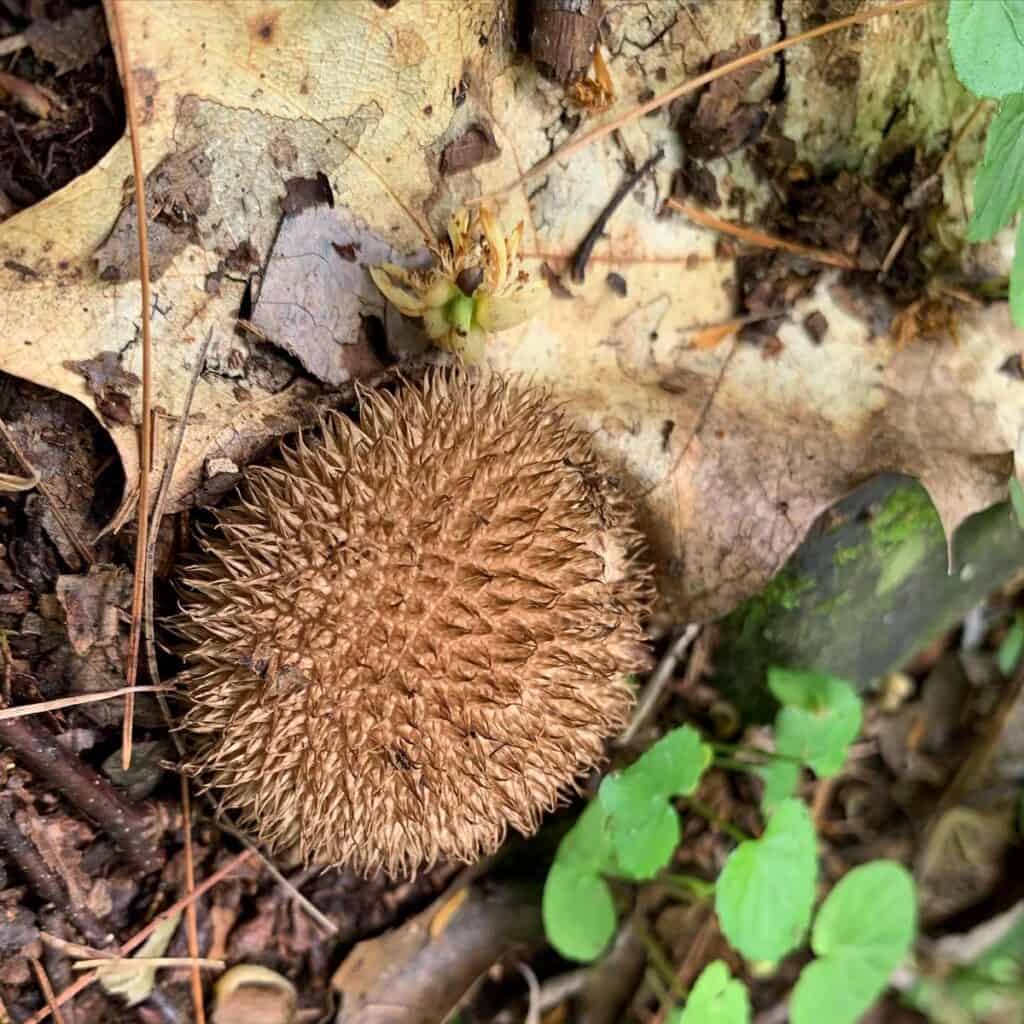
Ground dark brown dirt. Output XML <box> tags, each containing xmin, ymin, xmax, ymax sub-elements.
<box><xmin>0</xmin><ymin>0</ymin><xmax>124</xmax><ymax>220</ymax></box>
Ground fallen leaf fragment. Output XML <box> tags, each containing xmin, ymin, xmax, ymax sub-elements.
<box><xmin>95</xmin><ymin>912</ymin><xmax>179</xmax><ymax>1006</ymax></box>
<box><xmin>214</xmin><ymin>965</ymin><xmax>296</xmax><ymax>1024</ymax></box>
<box><xmin>23</xmin><ymin>7</ymin><xmax>108</xmax><ymax>75</ymax></box>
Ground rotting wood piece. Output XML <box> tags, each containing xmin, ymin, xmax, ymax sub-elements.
<box><xmin>530</xmin><ymin>0</ymin><xmax>603</xmax><ymax>85</ymax></box>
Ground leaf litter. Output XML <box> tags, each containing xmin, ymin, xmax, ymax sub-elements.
<box><xmin>0</xmin><ymin>0</ymin><xmax>1023</xmax><ymax>1021</ymax></box>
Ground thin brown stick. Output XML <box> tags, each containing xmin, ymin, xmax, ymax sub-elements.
<box><xmin>40</xmin><ymin>934</ymin><xmax>116</xmax><ymax>961</ymax></box>
<box><xmin>0</xmin><ymin>686</ymin><xmax>171</xmax><ymax>721</ymax></box>
<box><xmin>105</xmin><ymin>0</ymin><xmax>154</xmax><ymax>772</ymax></box>
<box><xmin>181</xmin><ymin>777</ymin><xmax>206</xmax><ymax>1024</ymax></box>
<box><xmin>24</xmin><ymin>849</ymin><xmax>257</xmax><ymax>1024</ymax></box>
<box><xmin>30</xmin><ymin>958</ymin><xmax>67</xmax><ymax>1024</ymax></box>
<box><xmin>811</xmin><ymin>775</ymin><xmax>836</xmax><ymax>827</ymax></box>
<box><xmin>650</xmin><ymin>912</ymin><xmax>717</xmax><ymax>1024</ymax></box>
<box><xmin>879</xmin><ymin>222</ymin><xmax>912</xmax><ymax>276</ymax></box>
<box><xmin>665</xmin><ymin>198</ymin><xmax>858</xmax><ymax>269</ymax></box>
<box><xmin>210</xmin><ymin>818</ymin><xmax>339</xmax><ymax>936</ymax></box>
<box><xmin>145</xmin><ymin>329</ymin><xmax>213</xmax><ymax>696</ymax></box>
<box><xmin>0</xmin><ymin>416</ymin><xmax>95</xmax><ymax>567</ymax></box>
<box><xmin>472</xmin><ymin>0</ymin><xmax>928</xmax><ymax>204</ymax></box>
<box><xmin>1</xmin><ymin>629</ymin><xmax>12</xmax><ymax>705</ymax></box>
<box><xmin>618</xmin><ymin>625</ymin><xmax>700</xmax><ymax>747</ymax></box>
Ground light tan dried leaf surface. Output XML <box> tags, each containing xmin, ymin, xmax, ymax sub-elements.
<box><xmin>0</xmin><ymin>0</ymin><xmax>1020</xmax><ymax>621</ymax></box>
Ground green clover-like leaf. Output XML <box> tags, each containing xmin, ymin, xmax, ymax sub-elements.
<box><xmin>790</xmin><ymin>861</ymin><xmax>917</xmax><ymax>1024</ymax></box>
<box><xmin>715</xmin><ymin>799</ymin><xmax>818</xmax><ymax>962</ymax></box>
<box><xmin>542</xmin><ymin>860</ymin><xmax>617</xmax><ymax>962</ymax></box>
<box><xmin>769</xmin><ymin>668</ymin><xmax>862</xmax><ymax>778</ymax></box>
<box><xmin>948</xmin><ymin>0</ymin><xmax>1024</xmax><ymax>99</ymax></box>
<box><xmin>671</xmin><ymin>960</ymin><xmax>751</xmax><ymax>1024</ymax></box>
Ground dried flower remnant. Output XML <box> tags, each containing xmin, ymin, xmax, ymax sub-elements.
<box><xmin>569</xmin><ymin>48</ymin><xmax>615</xmax><ymax>114</ymax></box>
<box><xmin>370</xmin><ymin>209</ymin><xmax>545</xmax><ymax>363</ymax></box>
<box><xmin>178</xmin><ymin>372</ymin><xmax>654</xmax><ymax>877</ymax></box>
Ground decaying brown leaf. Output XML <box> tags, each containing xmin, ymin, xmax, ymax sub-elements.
<box><xmin>0</xmin><ymin>0</ymin><xmax>1017</xmax><ymax>624</ymax></box>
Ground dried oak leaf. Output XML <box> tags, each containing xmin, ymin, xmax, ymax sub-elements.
<box><xmin>0</xmin><ymin>0</ymin><xmax>1018</xmax><ymax>624</ymax></box>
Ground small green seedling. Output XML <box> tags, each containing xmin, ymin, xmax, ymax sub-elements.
<box><xmin>541</xmin><ymin>666</ymin><xmax>919</xmax><ymax>1022</ymax></box>
<box><xmin>758</xmin><ymin>669</ymin><xmax>862</xmax><ymax>809</ymax></box>
<box><xmin>670</xmin><ymin>961</ymin><xmax>750</xmax><ymax>1024</ymax></box>
<box><xmin>791</xmin><ymin>861</ymin><xmax>917</xmax><ymax>1024</ymax></box>
<box><xmin>715</xmin><ymin>799</ymin><xmax>818</xmax><ymax>962</ymax></box>
<box><xmin>946</xmin><ymin>0</ymin><xmax>1024</xmax><ymax>326</ymax></box>
<box><xmin>542</xmin><ymin>725</ymin><xmax>711</xmax><ymax>961</ymax></box>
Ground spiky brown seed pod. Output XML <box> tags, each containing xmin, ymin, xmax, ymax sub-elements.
<box><xmin>178</xmin><ymin>371</ymin><xmax>654</xmax><ymax>876</ymax></box>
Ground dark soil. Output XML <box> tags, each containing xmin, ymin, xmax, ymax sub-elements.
<box><xmin>0</xmin><ymin>0</ymin><xmax>124</xmax><ymax>219</ymax></box>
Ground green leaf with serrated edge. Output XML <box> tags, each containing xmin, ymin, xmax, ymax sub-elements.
<box><xmin>967</xmin><ymin>94</ymin><xmax>1024</xmax><ymax>242</ymax></box>
<box><xmin>998</xmin><ymin>614</ymin><xmax>1024</xmax><ymax>676</ymax></box>
<box><xmin>715</xmin><ymin>799</ymin><xmax>817</xmax><ymax>962</ymax></box>
<box><xmin>1012</xmin><ymin>218</ymin><xmax>1024</xmax><ymax>327</ymax></box>
<box><xmin>768</xmin><ymin>668</ymin><xmax>862</xmax><ymax>778</ymax></box>
<box><xmin>671</xmin><ymin>961</ymin><xmax>751</xmax><ymax>1024</ymax></box>
<box><xmin>543</xmin><ymin>860</ymin><xmax>617</xmax><ymax>962</ymax></box>
<box><xmin>1011</xmin><ymin>477</ymin><xmax>1024</xmax><ymax>529</ymax></box>
<box><xmin>757</xmin><ymin>758</ymin><xmax>800</xmax><ymax>812</ymax></box>
<box><xmin>948</xmin><ymin>0</ymin><xmax>1024</xmax><ymax>99</ymax></box>
<box><xmin>790</xmin><ymin>861</ymin><xmax>916</xmax><ymax>1024</ymax></box>
<box><xmin>600</xmin><ymin>773</ymin><xmax>680</xmax><ymax>879</ymax></box>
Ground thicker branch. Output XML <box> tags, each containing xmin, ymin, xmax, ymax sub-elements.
<box><xmin>0</xmin><ymin>715</ymin><xmax>165</xmax><ymax>874</ymax></box>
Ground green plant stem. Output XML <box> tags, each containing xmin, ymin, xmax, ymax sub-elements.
<box><xmin>661</xmin><ymin>872</ymin><xmax>716</xmax><ymax>900</ymax></box>
<box><xmin>644</xmin><ymin>965</ymin><xmax>674</xmax><ymax>1017</ymax></box>
<box><xmin>685</xmin><ymin>798</ymin><xmax>751</xmax><ymax>843</ymax></box>
<box><xmin>638</xmin><ymin>922</ymin><xmax>685</xmax><ymax>1002</ymax></box>
<box><xmin>712</xmin><ymin>741</ymin><xmax>804</xmax><ymax>765</ymax></box>
<box><xmin>713</xmin><ymin>756</ymin><xmax>763</xmax><ymax>774</ymax></box>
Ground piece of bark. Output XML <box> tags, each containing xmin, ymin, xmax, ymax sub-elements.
<box><xmin>333</xmin><ymin>880</ymin><xmax>543</xmax><ymax>1023</ymax></box>
<box><xmin>530</xmin><ymin>0</ymin><xmax>603</xmax><ymax>85</ymax></box>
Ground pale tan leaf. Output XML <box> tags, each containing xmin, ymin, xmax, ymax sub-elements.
<box><xmin>0</xmin><ymin>0</ymin><xmax>1017</xmax><ymax>624</ymax></box>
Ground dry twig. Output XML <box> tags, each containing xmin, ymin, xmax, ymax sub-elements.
<box><xmin>24</xmin><ymin>849</ymin><xmax>257</xmax><ymax>1024</ymax></box>
<box><xmin>0</xmin><ymin>686</ymin><xmax>170</xmax><ymax>721</ymax></box>
<box><xmin>665</xmin><ymin>198</ymin><xmax>858</xmax><ymax>269</ymax></box>
<box><xmin>0</xmin><ymin>714</ymin><xmax>164</xmax><ymax>874</ymax></box>
<box><xmin>30</xmin><ymin>958</ymin><xmax>67</xmax><ymax>1024</ymax></box>
<box><xmin>181</xmin><ymin>777</ymin><xmax>206</xmax><ymax>1024</ymax></box>
<box><xmin>104</xmin><ymin>0</ymin><xmax>154</xmax><ymax>773</ymax></box>
<box><xmin>618</xmin><ymin>625</ymin><xmax>701</xmax><ymax>747</ymax></box>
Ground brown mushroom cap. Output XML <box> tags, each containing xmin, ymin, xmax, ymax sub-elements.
<box><xmin>178</xmin><ymin>371</ymin><xmax>654</xmax><ymax>876</ymax></box>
